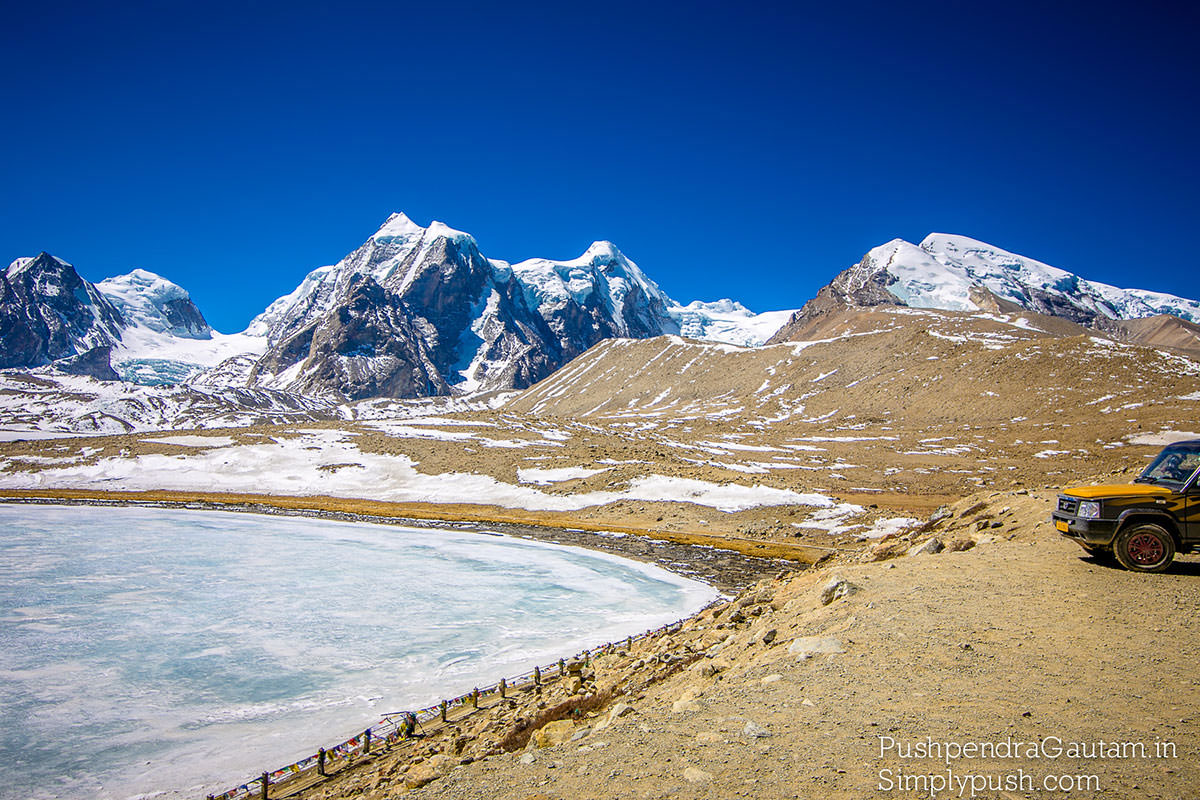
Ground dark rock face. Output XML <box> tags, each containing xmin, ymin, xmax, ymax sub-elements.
<box><xmin>159</xmin><ymin>296</ymin><xmax>211</xmax><ymax>338</ymax></box>
<box><xmin>52</xmin><ymin>345</ymin><xmax>121</xmax><ymax>381</ymax></box>
<box><xmin>0</xmin><ymin>253</ymin><xmax>125</xmax><ymax>368</ymax></box>
<box><xmin>250</xmin><ymin>275</ymin><xmax>450</xmax><ymax>400</ymax></box>
<box><xmin>248</xmin><ymin>234</ymin><xmax>503</xmax><ymax>398</ymax></box>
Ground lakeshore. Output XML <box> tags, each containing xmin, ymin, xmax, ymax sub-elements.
<box><xmin>0</xmin><ymin>489</ymin><xmax>818</xmax><ymax>592</ymax></box>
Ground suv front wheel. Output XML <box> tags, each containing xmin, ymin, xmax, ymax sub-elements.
<box><xmin>1113</xmin><ymin>523</ymin><xmax>1176</xmax><ymax>573</ymax></box>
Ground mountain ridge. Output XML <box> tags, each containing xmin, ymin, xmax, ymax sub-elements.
<box><xmin>223</xmin><ymin>214</ymin><xmax>788</xmax><ymax>399</ymax></box>
<box><xmin>768</xmin><ymin>232</ymin><xmax>1200</xmax><ymax>353</ymax></box>
<box><xmin>6</xmin><ymin>220</ymin><xmax>1200</xmax><ymax>400</ymax></box>
<box><xmin>0</xmin><ymin>254</ymin><xmax>261</xmax><ymax>384</ymax></box>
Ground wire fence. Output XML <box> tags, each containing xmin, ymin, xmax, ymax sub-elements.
<box><xmin>206</xmin><ymin>607</ymin><xmax>711</xmax><ymax>800</ymax></box>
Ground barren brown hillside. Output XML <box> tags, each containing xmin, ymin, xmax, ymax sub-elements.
<box><xmin>505</xmin><ymin>307</ymin><xmax>1200</xmax><ymax>499</ymax></box>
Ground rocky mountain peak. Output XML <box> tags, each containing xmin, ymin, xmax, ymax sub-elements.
<box><xmin>0</xmin><ymin>251</ymin><xmax>125</xmax><ymax>368</ymax></box>
<box><xmin>370</xmin><ymin>212</ymin><xmax>475</xmax><ymax>247</ymax></box>
<box><xmin>9</xmin><ymin>252</ymin><xmax>81</xmax><ymax>288</ymax></box>
<box><xmin>580</xmin><ymin>240</ymin><xmax>623</xmax><ymax>263</ymax></box>
<box><xmin>769</xmin><ymin>232</ymin><xmax>1200</xmax><ymax>350</ymax></box>
<box><xmin>6</xmin><ymin>254</ymin><xmax>43</xmax><ymax>276</ymax></box>
<box><xmin>226</xmin><ymin>215</ymin><xmax>697</xmax><ymax>399</ymax></box>
<box><xmin>98</xmin><ymin>269</ymin><xmax>212</xmax><ymax>339</ymax></box>
<box><xmin>373</xmin><ymin>211</ymin><xmax>425</xmax><ymax>240</ymax></box>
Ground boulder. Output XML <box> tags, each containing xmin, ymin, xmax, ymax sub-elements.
<box><xmin>869</xmin><ymin>539</ymin><xmax>910</xmax><ymax>561</ymax></box>
<box><xmin>672</xmin><ymin>698</ymin><xmax>703</xmax><ymax>713</ymax></box>
<box><xmin>533</xmin><ymin>720</ymin><xmax>576</xmax><ymax>749</ymax></box>
<box><xmin>608</xmin><ymin>702</ymin><xmax>636</xmax><ymax>720</ymax></box>
<box><xmin>672</xmin><ymin>686</ymin><xmax>704</xmax><ymax>713</ymax></box>
<box><xmin>788</xmin><ymin>636</ymin><xmax>846</xmax><ymax>658</ymax></box>
<box><xmin>743</xmin><ymin>720</ymin><xmax>771</xmax><ymax>738</ymax></box>
<box><xmin>908</xmin><ymin>537</ymin><xmax>945</xmax><ymax>557</ymax></box>
<box><xmin>403</xmin><ymin>753</ymin><xmax>456</xmax><ymax>789</ymax></box>
<box><xmin>923</xmin><ymin>506</ymin><xmax>952</xmax><ymax>528</ymax></box>
<box><xmin>819</xmin><ymin>576</ymin><xmax>860</xmax><ymax>605</ymax></box>
<box><xmin>594</xmin><ymin>702</ymin><xmax>636</xmax><ymax>732</ymax></box>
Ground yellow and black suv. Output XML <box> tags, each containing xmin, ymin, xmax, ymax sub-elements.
<box><xmin>1053</xmin><ymin>439</ymin><xmax>1200</xmax><ymax>572</ymax></box>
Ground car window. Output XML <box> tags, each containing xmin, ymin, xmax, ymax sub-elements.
<box><xmin>1141</xmin><ymin>444</ymin><xmax>1200</xmax><ymax>486</ymax></box>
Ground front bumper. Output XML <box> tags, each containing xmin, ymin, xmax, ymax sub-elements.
<box><xmin>1052</xmin><ymin>514</ymin><xmax>1118</xmax><ymax>546</ymax></box>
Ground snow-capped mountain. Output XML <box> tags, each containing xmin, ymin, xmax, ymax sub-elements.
<box><xmin>98</xmin><ymin>268</ymin><xmax>212</xmax><ymax>339</ymax></box>
<box><xmin>226</xmin><ymin>213</ymin><xmax>788</xmax><ymax>399</ymax></box>
<box><xmin>240</xmin><ymin>213</ymin><xmax>572</xmax><ymax>398</ymax></box>
<box><xmin>0</xmin><ymin>255</ymin><xmax>264</xmax><ymax>384</ymax></box>
<box><xmin>1</xmin><ymin>253</ymin><xmax>125</xmax><ymax>370</ymax></box>
<box><xmin>3</xmin><ymin>215</ymin><xmax>790</xmax><ymax>400</ymax></box>
<box><xmin>770</xmin><ymin>233</ymin><xmax>1200</xmax><ymax>344</ymax></box>
<box><xmin>98</xmin><ymin>272</ymin><xmax>266</xmax><ymax>386</ymax></box>
<box><xmin>508</xmin><ymin>239</ymin><xmax>680</xmax><ymax>343</ymax></box>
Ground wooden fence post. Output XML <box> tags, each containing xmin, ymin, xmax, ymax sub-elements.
<box><xmin>318</xmin><ymin>747</ymin><xmax>326</xmax><ymax>776</ymax></box>
<box><xmin>499</xmin><ymin>678</ymin><xmax>506</xmax><ymax>698</ymax></box>
<box><xmin>260</xmin><ymin>772</ymin><xmax>269</xmax><ymax>800</ymax></box>
<box><xmin>440</xmin><ymin>700</ymin><xmax>448</xmax><ymax>722</ymax></box>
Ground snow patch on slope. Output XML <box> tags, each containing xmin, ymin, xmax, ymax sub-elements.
<box><xmin>0</xmin><ymin>429</ymin><xmax>847</xmax><ymax>513</ymax></box>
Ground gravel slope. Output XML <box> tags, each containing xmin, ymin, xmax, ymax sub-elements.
<box><xmin>292</xmin><ymin>490</ymin><xmax>1200</xmax><ymax>799</ymax></box>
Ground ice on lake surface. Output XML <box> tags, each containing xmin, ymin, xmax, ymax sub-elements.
<box><xmin>0</xmin><ymin>505</ymin><xmax>718</xmax><ymax>800</ymax></box>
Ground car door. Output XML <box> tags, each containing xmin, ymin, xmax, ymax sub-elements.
<box><xmin>1188</xmin><ymin>476</ymin><xmax>1200</xmax><ymax>545</ymax></box>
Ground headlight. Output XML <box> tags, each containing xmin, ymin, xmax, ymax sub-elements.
<box><xmin>1077</xmin><ymin>500</ymin><xmax>1101</xmax><ymax>519</ymax></box>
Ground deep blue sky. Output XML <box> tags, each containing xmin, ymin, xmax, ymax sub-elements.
<box><xmin>2</xmin><ymin>1</ymin><xmax>1196</xmax><ymax>332</ymax></box>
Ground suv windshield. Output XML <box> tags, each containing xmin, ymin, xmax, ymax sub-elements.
<box><xmin>1135</xmin><ymin>441</ymin><xmax>1200</xmax><ymax>488</ymax></box>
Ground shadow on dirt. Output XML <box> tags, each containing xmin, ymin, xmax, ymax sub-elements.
<box><xmin>1080</xmin><ymin>554</ymin><xmax>1200</xmax><ymax>576</ymax></box>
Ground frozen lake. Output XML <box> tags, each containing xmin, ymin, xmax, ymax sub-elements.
<box><xmin>0</xmin><ymin>504</ymin><xmax>718</xmax><ymax>800</ymax></box>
